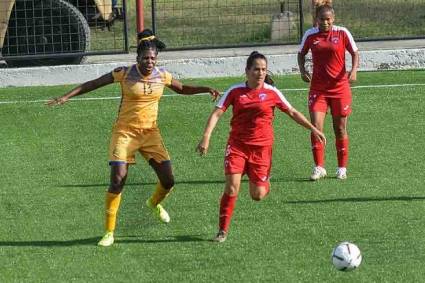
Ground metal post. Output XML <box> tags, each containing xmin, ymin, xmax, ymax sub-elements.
<box><xmin>299</xmin><ymin>0</ymin><xmax>304</xmax><ymax>41</ymax></box>
<box><xmin>123</xmin><ymin>0</ymin><xmax>129</xmax><ymax>52</ymax></box>
<box><xmin>136</xmin><ymin>0</ymin><xmax>144</xmax><ymax>33</ymax></box>
<box><xmin>151</xmin><ymin>0</ymin><xmax>157</xmax><ymax>34</ymax></box>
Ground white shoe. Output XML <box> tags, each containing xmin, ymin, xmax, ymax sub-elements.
<box><xmin>213</xmin><ymin>230</ymin><xmax>227</xmax><ymax>243</ymax></box>
<box><xmin>310</xmin><ymin>166</ymin><xmax>327</xmax><ymax>181</ymax></box>
<box><xmin>98</xmin><ymin>231</ymin><xmax>114</xmax><ymax>247</ymax></box>
<box><xmin>146</xmin><ymin>199</ymin><xmax>170</xmax><ymax>223</ymax></box>
<box><xmin>336</xmin><ymin>167</ymin><xmax>347</xmax><ymax>180</ymax></box>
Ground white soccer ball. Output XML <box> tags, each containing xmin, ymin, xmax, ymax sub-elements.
<box><xmin>331</xmin><ymin>242</ymin><xmax>362</xmax><ymax>271</ymax></box>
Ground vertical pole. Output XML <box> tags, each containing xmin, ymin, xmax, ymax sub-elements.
<box><xmin>151</xmin><ymin>0</ymin><xmax>157</xmax><ymax>34</ymax></box>
<box><xmin>122</xmin><ymin>0</ymin><xmax>129</xmax><ymax>52</ymax></box>
<box><xmin>136</xmin><ymin>0</ymin><xmax>144</xmax><ymax>33</ymax></box>
<box><xmin>299</xmin><ymin>0</ymin><xmax>304</xmax><ymax>42</ymax></box>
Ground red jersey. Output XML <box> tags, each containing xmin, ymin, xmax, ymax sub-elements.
<box><xmin>299</xmin><ymin>25</ymin><xmax>358</xmax><ymax>97</ymax></box>
<box><xmin>216</xmin><ymin>82</ymin><xmax>293</xmax><ymax>146</ymax></box>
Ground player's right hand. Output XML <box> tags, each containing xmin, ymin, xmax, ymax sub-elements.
<box><xmin>196</xmin><ymin>138</ymin><xmax>209</xmax><ymax>156</ymax></box>
<box><xmin>301</xmin><ymin>71</ymin><xmax>311</xmax><ymax>83</ymax></box>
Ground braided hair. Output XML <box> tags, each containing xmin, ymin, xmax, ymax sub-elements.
<box><xmin>246</xmin><ymin>51</ymin><xmax>274</xmax><ymax>86</ymax></box>
<box><xmin>137</xmin><ymin>29</ymin><xmax>166</xmax><ymax>56</ymax></box>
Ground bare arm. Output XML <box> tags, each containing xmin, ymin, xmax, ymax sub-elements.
<box><xmin>348</xmin><ymin>50</ymin><xmax>359</xmax><ymax>83</ymax></box>
<box><xmin>47</xmin><ymin>73</ymin><xmax>114</xmax><ymax>106</ymax></box>
<box><xmin>285</xmin><ymin>107</ymin><xmax>326</xmax><ymax>145</ymax></box>
<box><xmin>168</xmin><ymin>79</ymin><xmax>221</xmax><ymax>101</ymax></box>
<box><xmin>196</xmin><ymin>107</ymin><xmax>225</xmax><ymax>156</ymax></box>
<box><xmin>297</xmin><ymin>52</ymin><xmax>311</xmax><ymax>83</ymax></box>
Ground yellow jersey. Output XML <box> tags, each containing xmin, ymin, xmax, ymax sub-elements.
<box><xmin>112</xmin><ymin>64</ymin><xmax>173</xmax><ymax>129</ymax></box>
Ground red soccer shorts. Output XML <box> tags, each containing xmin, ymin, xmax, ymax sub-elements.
<box><xmin>308</xmin><ymin>91</ymin><xmax>352</xmax><ymax>117</ymax></box>
<box><xmin>224</xmin><ymin>141</ymin><xmax>272</xmax><ymax>187</ymax></box>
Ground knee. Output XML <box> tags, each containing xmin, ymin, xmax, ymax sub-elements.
<box><xmin>224</xmin><ymin>185</ymin><xmax>239</xmax><ymax>196</ymax></box>
<box><xmin>250</xmin><ymin>185</ymin><xmax>269</xmax><ymax>201</ymax></box>
<box><xmin>109</xmin><ymin>176</ymin><xmax>126</xmax><ymax>193</ymax></box>
<box><xmin>334</xmin><ymin>127</ymin><xmax>347</xmax><ymax>138</ymax></box>
<box><xmin>250</xmin><ymin>190</ymin><xmax>267</xmax><ymax>201</ymax></box>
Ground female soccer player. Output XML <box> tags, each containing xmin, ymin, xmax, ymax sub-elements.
<box><xmin>48</xmin><ymin>29</ymin><xmax>220</xmax><ymax>247</ymax></box>
<box><xmin>196</xmin><ymin>51</ymin><xmax>326</xmax><ymax>242</ymax></box>
<box><xmin>298</xmin><ymin>4</ymin><xmax>359</xmax><ymax>180</ymax></box>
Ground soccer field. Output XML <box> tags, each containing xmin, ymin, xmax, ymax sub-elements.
<box><xmin>1</xmin><ymin>70</ymin><xmax>425</xmax><ymax>282</ymax></box>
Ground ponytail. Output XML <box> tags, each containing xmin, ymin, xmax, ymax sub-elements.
<box><xmin>265</xmin><ymin>73</ymin><xmax>275</xmax><ymax>86</ymax></box>
<box><xmin>137</xmin><ymin>29</ymin><xmax>166</xmax><ymax>55</ymax></box>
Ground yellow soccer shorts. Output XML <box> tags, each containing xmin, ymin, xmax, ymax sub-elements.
<box><xmin>108</xmin><ymin>126</ymin><xmax>170</xmax><ymax>165</ymax></box>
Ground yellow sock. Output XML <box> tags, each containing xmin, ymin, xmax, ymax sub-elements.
<box><xmin>149</xmin><ymin>182</ymin><xmax>173</xmax><ymax>206</ymax></box>
<box><xmin>105</xmin><ymin>192</ymin><xmax>122</xmax><ymax>232</ymax></box>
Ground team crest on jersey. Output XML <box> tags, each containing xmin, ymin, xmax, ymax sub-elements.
<box><xmin>259</xmin><ymin>93</ymin><xmax>267</xmax><ymax>101</ymax></box>
<box><xmin>331</xmin><ymin>37</ymin><xmax>339</xmax><ymax>44</ymax></box>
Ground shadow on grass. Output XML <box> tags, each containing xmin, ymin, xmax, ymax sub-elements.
<box><xmin>59</xmin><ymin>180</ymin><xmax>225</xmax><ymax>188</ymax></box>
<box><xmin>59</xmin><ymin>177</ymin><xmax>311</xmax><ymax>188</ymax></box>
<box><xmin>285</xmin><ymin>196</ymin><xmax>425</xmax><ymax>204</ymax></box>
<box><xmin>0</xmin><ymin>235</ymin><xmax>208</xmax><ymax>247</ymax></box>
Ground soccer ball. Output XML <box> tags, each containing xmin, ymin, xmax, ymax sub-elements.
<box><xmin>331</xmin><ymin>242</ymin><xmax>362</xmax><ymax>271</ymax></box>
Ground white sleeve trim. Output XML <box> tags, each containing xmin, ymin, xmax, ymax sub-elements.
<box><xmin>299</xmin><ymin>27</ymin><xmax>319</xmax><ymax>53</ymax></box>
<box><xmin>335</xmin><ymin>25</ymin><xmax>358</xmax><ymax>52</ymax></box>
<box><xmin>216</xmin><ymin>83</ymin><xmax>245</xmax><ymax>108</ymax></box>
<box><xmin>264</xmin><ymin>83</ymin><xmax>293</xmax><ymax>110</ymax></box>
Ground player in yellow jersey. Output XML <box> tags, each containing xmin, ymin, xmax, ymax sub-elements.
<box><xmin>47</xmin><ymin>29</ymin><xmax>220</xmax><ymax>247</ymax></box>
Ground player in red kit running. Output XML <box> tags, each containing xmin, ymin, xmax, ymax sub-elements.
<box><xmin>196</xmin><ymin>51</ymin><xmax>326</xmax><ymax>242</ymax></box>
<box><xmin>298</xmin><ymin>4</ymin><xmax>359</xmax><ymax>181</ymax></box>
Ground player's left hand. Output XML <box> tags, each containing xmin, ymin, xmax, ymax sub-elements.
<box><xmin>209</xmin><ymin>88</ymin><xmax>221</xmax><ymax>102</ymax></box>
<box><xmin>348</xmin><ymin>71</ymin><xmax>357</xmax><ymax>83</ymax></box>
<box><xmin>312</xmin><ymin>128</ymin><xmax>327</xmax><ymax>146</ymax></box>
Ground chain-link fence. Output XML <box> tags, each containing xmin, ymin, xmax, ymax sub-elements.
<box><xmin>328</xmin><ymin>0</ymin><xmax>425</xmax><ymax>40</ymax></box>
<box><xmin>0</xmin><ymin>0</ymin><xmax>129</xmax><ymax>67</ymax></box>
<box><xmin>1</xmin><ymin>0</ymin><xmax>424</xmax><ymax>66</ymax></box>
<box><xmin>144</xmin><ymin>0</ymin><xmax>425</xmax><ymax>50</ymax></box>
<box><xmin>143</xmin><ymin>0</ymin><xmax>302</xmax><ymax>49</ymax></box>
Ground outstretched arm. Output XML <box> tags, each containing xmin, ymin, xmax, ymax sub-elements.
<box><xmin>47</xmin><ymin>73</ymin><xmax>114</xmax><ymax>106</ymax></box>
<box><xmin>285</xmin><ymin>107</ymin><xmax>326</xmax><ymax>145</ymax></box>
<box><xmin>297</xmin><ymin>52</ymin><xmax>311</xmax><ymax>83</ymax></box>
<box><xmin>196</xmin><ymin>107</ymin><xmax>225</xmax><ymax>156</ymax></box>
<box><xmin>168</xmin><ymin>79</ymin><xmax>221</xmax><ymax>101</ymax></box>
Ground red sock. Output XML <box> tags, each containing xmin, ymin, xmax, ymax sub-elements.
<box><xmin>219</xmin><ymin>193</ymin><xmax>237</xmax><ymax>232</ymax></box>
<box><xmin>311</xmin><ymin>133</ymin><xmax>325</xmax><ymax>167</ymax></box>
<box><xmin>336</xmin><ymin>138</ymin><xmax>349</xmax><ymax>167</ymax></box>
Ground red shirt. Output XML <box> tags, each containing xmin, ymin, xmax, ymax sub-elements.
<box><xmin>299</xmin><ymin>25</ymin><xmax>358</xmax><ymax>97</ymax></box>
<box><xmin>216</xmin><ymin>83</ymin><xmax>292</xmax><ymax>146</ymax></box>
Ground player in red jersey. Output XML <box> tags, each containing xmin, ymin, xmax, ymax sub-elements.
<box><xmin>298</xmin><ymin>4</ymin><xmax>359</xmax><ymax>181</ymax></box>
<box><xmin>196</xmin><ymin>51</ymin><xmax>326</xmax><ymax>242</ymax></box>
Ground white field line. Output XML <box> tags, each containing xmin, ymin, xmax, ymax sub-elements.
<box><xmin>1</xmin><ymin>83</ymin><xmax>425</xmax><ymax>105</ymax></box>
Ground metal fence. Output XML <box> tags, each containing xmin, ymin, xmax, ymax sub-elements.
<box><xmin>143</xmin><ymin>0</ymin><xmax>302</xmax><ymax>49</ymax></box>
<box><xmin>0</xmin><ymin>0</ymin><xmax>129</xmax><ymax>67</ymax></box>
<box><xmin>144</xmin><ymin>0</ymin><xmax>425</xmax><ymax>50</ymax></box>
<box><xmin>1</xmin><ymin>0</ymin><xmax>424</xmax><ymax>66</ymax></box>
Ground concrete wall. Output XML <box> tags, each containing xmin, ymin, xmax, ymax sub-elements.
<box><xmin>0</xmin><ymin>48</ymin><xmax>424</xmax><ymax>88</ymax></box>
